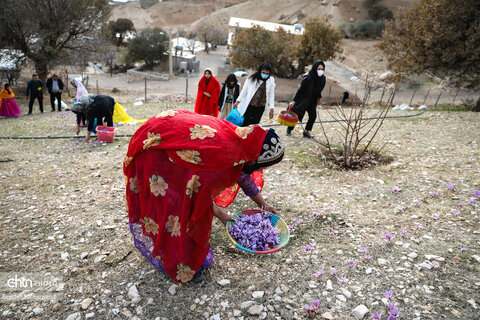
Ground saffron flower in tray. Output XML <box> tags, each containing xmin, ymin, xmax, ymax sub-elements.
<box><xmin>226</xmin><ymin>209</ymin><xmax>290</xmax><ymax>253</ymax></box>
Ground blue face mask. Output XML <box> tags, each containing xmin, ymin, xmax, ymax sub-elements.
<box><xmin>261</xmin><ymin>73</ymin><xmax>270</xmax><ymax>80</ymax></box>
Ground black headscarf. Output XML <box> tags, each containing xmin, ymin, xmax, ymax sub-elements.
<box><xmin>307</xmin><ymin>60</ymin><xmax>325</xmax><ymax>84</ymax></box>
<box><xmin>242</xmin><ymin>128</ymin><xmax>285</xmax><ymax>174</ymax></box>
<box><xmin>249</xmin><ymin>62</ymin><xmax>272</xmax><ymax>82</ymax></box>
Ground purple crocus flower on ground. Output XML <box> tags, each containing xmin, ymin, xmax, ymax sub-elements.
<box><xmin>447</xmin><ymin>183</ymin><xmax>455</xmax><ymax>190</ymax></box>
<box><xmin>392</xmin><ymin>187</ymin><xmax>398</xmax><ymax>193</ymax></box>
<box><xmin>452</xmin><ymin>210</ymin><xmax>460</xmax><ymax>216</ymax></box>
<box><xmin>432</xmin><ymin>191</ymin><xmax>439</xmax><ymax>197</ymax></box>
<box><xmin>337</xmin><ymin>275</ymin><xmax>346</xmax><ymax>283</ymax></box>
<box><xmin>401</xmin><ymin>230</ymin><xmax>407</xmax><ymax>237</ymax></box>
<box><xmin>371</xmin><ymin>312</ymin><xmax>382</xmax><ymax>319</ymax></box>
<box><xmin>384</xmin><ymin>290</ymin><xmax>393</xmax><ymax>299</ymax></box>
<box><xmin>348</xmin><ymin>260</ymin><xmax>357</xmax><ymax>267</ymax></box>
<box><xmin>364</xmin><ymin>254</ymin><xmax>372</xmax><ymax>260</ymax></box>
<box><xmin>469</xmin><ymin>198</ymin><xmax>478</xmax><ymax>205</ymax></box>
<box><xmin>358</xmin><ymin>247</ymin><xmax>367</xmax><ymax>253</ymax></box>
<box><xmin>456</xmin><ymin>201</ymin><xmax>462</xmax><ymax>207</ymax></box>
<box><xmin>314</xmin><ymin>269</ymin><xmax>324</xmax><ymax>277</ymax></box>
<box><xmin>329</xmin><ymin>232</ymin><xmax>335</xmax><ymax>237</ymax></box>
<box><xmin>387</xmin><ymin>302</ymin><xmax>396</xmax><ymax>310</ymax></box>
<box><xmin>383</xmin><ymin>233</ymin><xmax>394</xmax><ymax>241</ymax></box>
<box><xmin>461</xmin><ymin>248</ymin><xmax>467</xmax><ymax>252</ymax></box>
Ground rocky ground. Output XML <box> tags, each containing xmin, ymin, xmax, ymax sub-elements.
<box><xmin>0</xmin><ymin>98</ymin><xmax>479</xmax><ymax>320</ymax></box>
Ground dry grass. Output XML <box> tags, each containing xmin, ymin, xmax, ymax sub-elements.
<box><xmin>0</xmin><ymin>99</ymin><xmax>479</xmax><ymax>319</ymax></box>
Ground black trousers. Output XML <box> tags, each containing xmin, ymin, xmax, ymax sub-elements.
<box><xmin>28</xmin><ymin>95</ymin><xmax>43</xmax><ymax>113</ymax></box>
<box><xmin>50</xmin><ymin>92</ymin><xmax>62</xmax><ymax>111</ymax></box>
<box><xmin>242</xmin><ymin>105</ymin><xmax>265</xmax><ymax>126</ymax></box>
<box><xmin>287</xmin><ymin>104</ymin><xmax>317</xmax><ymax>133</ymax></box>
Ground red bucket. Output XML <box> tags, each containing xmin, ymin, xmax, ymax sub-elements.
<box><xmin>96</xmin><ymin>126</ymin><xmax>116</xmax><ymax>143</ymax></box>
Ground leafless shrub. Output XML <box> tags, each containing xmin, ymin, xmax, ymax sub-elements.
<box><xmin>316</xmin><ymin>76</ymin><xmax>397</xmax><ymax>169</ymax></box>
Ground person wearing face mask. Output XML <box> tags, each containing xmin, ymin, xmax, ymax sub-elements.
<box><xmin>217</xmin><ymin>74</ymin><xmax>240</xmax><ymax>120</ymax></box>
<box><xmin>194</xmin><ymin>68</ymin><xmax>221</xmax><ymax>117</ymax></box>
<box><xmin>233</xmin><ymin>62</ymin><xmax>275</xmax><ymax>126</ymax></box>
<box><xmin>286</xmin><ymin>60</ymin><xmax>326</xmax><ymax>138</ymax></box>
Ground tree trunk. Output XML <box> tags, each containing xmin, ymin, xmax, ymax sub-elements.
<box><xmin>34</xmin><ymin>59</ymin><xmax>49</xmax><ymax>85</ymax></box>
<box><xmin>473</xmin><ymin>98</ymin><xmax>480</xmax><ymax>112</ymax></box>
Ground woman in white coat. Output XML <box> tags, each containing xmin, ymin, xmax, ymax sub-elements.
<box><xmin>233</xmin><ymin>62</ymin><xmax>275</xmax><ymax>126</ymax></box>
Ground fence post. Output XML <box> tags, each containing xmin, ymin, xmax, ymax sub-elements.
<box><xmin>409</xmin><ymin>90</ymin><xmax>416</xmax><ymax>106</ymax></box>
<box><xmin>452</xmin><ymin>88</ymin><xmax>460</xmax><ymax>103</ymax></box>
<box><xmin>185</xmin><ymin>72</ymin><xmax>189</xmax><ymax>103</ymax></box>
<box><xmin>434</xmin><ymin>91</ymin><xmax>442</xmax><ymax>108</ymax></box>
<box><xmin>422</xmin><ymin>89</ymin><xmax>430</xmax><ymax>105</ymax></box>
<box><xmin>379</xmin><ymin>83</ymin><xmax>387</xmax><ymax>106</ymax></box>
<box><xmin>96</xmin><ymin>80</ymin><xmax>99</xmax><ymax>94</ymax></box>
<box><xmin>327</xmin><ymin>86</ymin><xmax>331</xmax><ymax>106</ymax></box>
<box><xmin>144</xmin><ymin>77</ymin><xmax>147</xmax><ymax>103</ymax></box>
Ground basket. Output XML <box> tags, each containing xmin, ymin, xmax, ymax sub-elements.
<box><xmin>225</xmin><ymin>209</ymin><xmax>290</xmax><ymax>254</ymax></box>
<box><xmin>96</xmin><ymin>126</ymin><xmax>116</xmax><ymax>143</ymax></box>
<box><xmin>277</xmin><ymin>106</ymin><xmax>298</xmax><ymax>127</ymax></box>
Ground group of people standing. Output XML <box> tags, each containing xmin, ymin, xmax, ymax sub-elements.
<box><xmin>194</xmin><ymin>60</ymin><xmax>326</xmax><ymax>138</ymax></box>
<box><xmin>194</xmin><ymin>62</ymin><xmax>276</xmax><ymax>127</ymax></box>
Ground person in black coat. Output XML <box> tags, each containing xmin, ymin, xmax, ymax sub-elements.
<box><xmin>217</xmin><ymin>73</ymin><xmax>240</xmax><ymax>120</ymax></box>
<box><xmin>72</xmin><ymin>94</ymin><xmax>115</xmax><ymax>142</ymax></box>
<box><xmin>85</xmin><ymin>95</ymin><xmax>115</xmax><ymax>142</ymax></box>
<box><xmin>286</xmin><ymin>60</ymin><xmax>326</xmax><ymax>138</ymax></box>
<box><xmin>25</xmin><ymin>74</ymin><xmax>44</xmax><ymax>114</ymax></box>
<box><xmin>46</xmin><ymin>74</ymin><xmax>64</xmax><ymax>112</ymax></box>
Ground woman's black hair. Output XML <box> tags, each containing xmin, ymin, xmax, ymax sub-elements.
<box><xmin>4</xmin><ymin>83</ymin><xmax>11</xmax><ymax>94</ymax></box>
<box><xmin>249</xmin><ymin>62</ymin><xmax>272</xmax><ymax>81</ymax></box>
<box><xmin>225</xmin><ymin>74</ymin><xmax>238</xmax><ymax>87</ymax></box>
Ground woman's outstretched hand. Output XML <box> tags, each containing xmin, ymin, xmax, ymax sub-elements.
<box><xmin>213</xmin><ymin>205</ymin><xmax>235</xmax><ymax>226</ymax></box>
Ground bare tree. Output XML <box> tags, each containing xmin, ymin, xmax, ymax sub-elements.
<box><xmin>316</xmin><ymin>77</ymin><xmax>397</xmax><ymax>169</ymax></box>
<box><xmin>0</xmin><ymin>0</ymin><xmax>110</xmax><ymax>83</ymax></box>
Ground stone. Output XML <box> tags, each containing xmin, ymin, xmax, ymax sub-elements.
<box><xmin>94</xmin><ymin>255</ymin><xmax>107</xmax><ymax>263</ymax></box>
<box><xmin>378</xmin><ymin>258</ymin><xmax>387</xmax><ymax>265</ymax></box>
<box><xmin>168</xmin><ymin>285</ymin><xmax>177</xmax><ymax>295</ymax></box>
<box><xmin>280</xmin><ymin>284</ymin><xmax>289</xmax><ymax>292</ymax></box>
<box><xmin>53</xmin><ymin>303</ymin><xmax>62</xmax><ymax>311</ymax></box>
<box><xmin>326</xmin><ymin>280</ymin><xmax>333</xmax><ymax>291</ymax></box>
<box><xmin>366</xmin><ymin>268</ymin><xmax>373</xmax><ymax>274</ymax></box>
<box><xmin>352</xmin><ymin>305</ymin><xmax>369</xmax><ymax>319</ymax></box>
<box><xmin>32</xmin><ymin>307</ymin><xmax>43</xmax><ymax>315</ymax></box>
<box><xmin>252</xmin><ymin>291</ymin><xmax>264</xmax><ymax>299</ymax></box>
<box><xmin>136</xmin><ymin>306</ymin><xmax>143</xmax><ymax>315</ymax></box>
<box><xmin>218</xmin><ymin>279</ymin><xmax>231</xmax><ymax>286</ymax></box>
<box><xmin>80</xmin><ymin>252</ymin><xmax>89</xmax><ymax>259</ymax></box>
<box><xmin>233</xmin><ymin>310</ymin><xmax>242</xmax><ymax>316</ymax></box>
<box><xmin>111</xmin><ymin>309</ymin><xmax>120</xmax><ymax>315</ymax></box>
<box><xmin>128</xmin><ymin>285</ymin><xmax>141</xmax><ymax>304</ymax></box>
<box><xmin>425</xmin><ymin>255</ymin><xmax>445</xmax><ymax>262</ymax></box>
<box><xmin>408</xmin><ymin>252</ymin><xmax>418</xmax><ymax>259</ymax></box>
<box><xmin>472</xmin><ymin>255</ymin><xmax>480</xmax><ymax>263</ymax></box>
<box><xmin>81</xmin><ymin>298</ymin><xmax>93</xmax><ymax>309</ymax></box>
<box><xmin>336</xmin><ymin>294</ymin><xmax>347</xmax><ymax>302</ymax></box>
<box><xmin>65</xmin><ymin>313</ymin><xmax>81</xmax><ymax>320</ymax></box>
<box><xmin>241</xmin><ymin>301</ymin><xmax>256</xmax><ymax>309</ymax></box>
<box><xmin>336</xmin><ymin>250</ymin><xmax>343</xmax><ymax>255</ymax></box>
<box><xmin>61</xmin><ymin>253</ymin><xmax>69</xmax><ymax>260</ymax></box>
<box><xmin>248</xmin><ymin>305</ymin><xmax>263</xmax><ymax>315</ymax></box>
<box><xmin>340</xmin><ymin>288</ymin><xmax>352</xmax><ymax>299</ymax></box>
<box><xmin>85</xmin><ymin>312</ymin><xmax>95</xmax><ymax>319</ymax></box>
<box><xmin>190</xmin><ymin>304</ymin><xmax>196</xmax><ymax>311</ymax></box>
<box><xmin>211</xmin><ymin>314</ymin><xmax>221</xmax><ymax>320</ymax></box>
<box><xmin>322</xmin><ymin>312</ymin><xmax>335</xmax><ymax>319</ymax></box>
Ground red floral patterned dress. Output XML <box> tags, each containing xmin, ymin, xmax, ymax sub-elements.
<box><xmin>124</xmin><ymin>110</ymin><xmax>267</xmax><ymax>282</ymax></box>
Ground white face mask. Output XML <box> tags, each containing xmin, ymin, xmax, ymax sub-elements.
<box><xmin>317</xmin><ymin>70</ymin><xmax>324</xmax><ymax>77</ymax></box>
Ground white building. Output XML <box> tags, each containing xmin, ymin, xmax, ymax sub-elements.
<box><xmin>228</xmin><ymin>17</ymin><xmax>304</xmax><ymax>46</ymax></box>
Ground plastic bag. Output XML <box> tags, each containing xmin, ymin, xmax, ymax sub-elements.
<box><xmin>226</xmin><ymin>108</ymin><xmax>244</xmax><ymax>126</ymax></box>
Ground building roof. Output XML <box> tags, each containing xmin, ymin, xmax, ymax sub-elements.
<box><xmin>228</xmin><ymin>17</ymin><xmax>304</xmax><ymax>35</ymax></box>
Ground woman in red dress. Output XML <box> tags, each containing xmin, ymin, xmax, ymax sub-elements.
<box><xmin>194</xmin><ymin>68</ymin><xmax>221</xmax><ymax>117</ymax></box>
<box><xmin>124</xmin><ymin>110</ymin><xmax>284</xmax><ymax>283</ymax></box>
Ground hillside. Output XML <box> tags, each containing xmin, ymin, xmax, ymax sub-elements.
<box><xmin>110</xmin><ymin>0</ymin><xmax>419</xmax><ymax>31</ymax></box>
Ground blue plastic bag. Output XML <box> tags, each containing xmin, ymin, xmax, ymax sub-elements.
<box><xmin>226</xmin><ymin>108</ymin><xmax>244</xmax><ymax>126</ymax></box>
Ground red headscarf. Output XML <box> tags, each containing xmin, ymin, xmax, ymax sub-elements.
<box><xmin>124</xmin><ymin>110</ymin><xmax>268</xmax><ymax>282</ymax></box>
<box><xmin>194</xmin><ymin>69</ymin><xmax>220</xmax><ymax>117</ymax></box>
